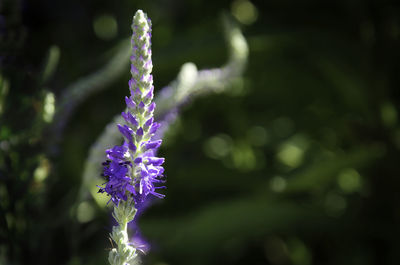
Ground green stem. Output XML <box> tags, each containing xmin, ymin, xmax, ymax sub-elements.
<box><xmin>108</xmin><ymin>199</ymin><xmax>137</xmax><ymax>265</ymax></box>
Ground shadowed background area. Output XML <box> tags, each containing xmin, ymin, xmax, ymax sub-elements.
<box><xmin>1</xmin><ymin>0</ymin><xmax>400</xmax><ymax>265</ymax></box>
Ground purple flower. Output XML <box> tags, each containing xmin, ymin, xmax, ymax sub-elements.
<box><xmin>146</xmin><ymin>157</ymin><xmax>164</xmax><ymax>166</ymax></box>
<box><xmin>97</xmin><ymin>9</ymin><xmax>166</xmax><ymax>206</ymax></box>
<box><xmin>136</xmin><ymin>127</ymin><xmax>144</xmax><ymax>136</ymax></box>
<box><xmin>98</xmin><ymin>160</ymin><xmax>135</xmax><ymax>205</ymax></box>
<box><xmin>106</xmin><ymin>144</ymin><xmax>129</xmax><ymax>162</ymax></box>
<box><xmin>117</xmin><ymin>124</ymin><xmax>134</xmax><ymax>141</ymax></box>
<box><xmin>149</xmin><ymin>122</ymin><xmax>160</xmax><ymax>134</ymax></box>
<box><xmin>122</xmin><ymin>111</ymin><xmax>139</xmax><ymax>127</ymax></box>
<box><xmin>144</xmin><ymin>140</ymin><xmax>162</xmax><ymax>150</ymax></box>
<box><xmin>125</xmin><ymin>96</ymin><xmax>136</xmax><ymax>109</ymax></box>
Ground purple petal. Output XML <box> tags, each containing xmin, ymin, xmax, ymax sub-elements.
<box><xmin>122</xmin><ymin>111</ymin><xmax>138</xmax><ymax>127</ymax></box>
<box><xmin>118</xmin><ymin>124</ymin><xmax>133</xmax><ymax>140</ymax></box>
<box><xmin>145</xmin><ymin>86</ymin><xmax>154</xmax><ymax>99</ymax></box>
<box><xmin>131</xmin><ymin>65</ymin><xmax>139</xmax><ymax>75</ymax></box>
<box><xmin>149</xmin><ymin>122</ymin><xmax>160</xmax><ymax>134</ymax></box>
<box><xmin>128</xmin><ymin>79</ymin><xmax>136</xmax><ymax>90</ymax></box>
<box><xmin>147</xmin><ymin>102</ymin><xmax>155</xmax><ymax>113</ymax></box>
<box><xmin>126</xmin><ymin>184</ymin><xmax>136</xmax><ymax>194</ymax></box>
<box><xmin>136</xmin><ymin>127</ymin><xmax>144</xmax><ymax>136</ymax></box>
<box><xmin>106</xmin><ymin>145</ymin><xmax>128</xmax><ymax>161</ymax></box>
<box><xmin>147</xmin><ymin>157</ymin><xmax>165</xmax><ymax>166</ymax></box>
<box><xmin>128</xmin><ymin>141</ymin><xmax>137</xmax><ymax>152</ymax></box>
<box><xmin>145</xmin><ymin>140</ymin><xmax>162</xmax><ymax>150</ymax></box>
<box><xmin>144</xmin><ymin>117</ymin><xmax>153</xmax><ymax>127</ymax></box>
<box><xmin>140</xmin><ymin>168</ymin><xmax>149</xmax><ymax>178</ymax></box>
<box><xmin>139</xmin><ymin>101</ymin><xmax>145</xmax><ymax>109</ymax></box>
<box><xmin>125</xmin><ymin>96</ymin><xmax>136</xmax><ymax>109</ymax></box>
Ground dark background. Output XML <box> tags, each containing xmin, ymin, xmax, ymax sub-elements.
<box><xmin>1</xmin><ymin>0</ymin><xmax>400</xmax><ymax>264</ymax></box>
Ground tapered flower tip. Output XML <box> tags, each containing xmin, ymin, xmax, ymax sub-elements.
<box><xmin>133</xmin><ymin>10</ymin><xmax>150</xmax><ymax>29</ymax></box>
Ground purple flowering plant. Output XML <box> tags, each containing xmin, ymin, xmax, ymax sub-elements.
<box><xmin>97</xmin><ymin>10</ymin><xmax>165</xmax><ymax>265</ymax></box>
<box><xmin>90</xmin><ymin>8</ymin><xmax>248</xmax><ymax>265</ymax></box>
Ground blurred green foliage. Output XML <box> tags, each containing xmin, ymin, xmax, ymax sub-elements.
<box><xmin>1</xmin><ymin>0</ymin><xmax>400</xmax><ymax>265</ymax></box>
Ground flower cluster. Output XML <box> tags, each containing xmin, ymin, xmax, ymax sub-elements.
<box><xmin>98</xmin><ymin>10</ymin><xmax>165</xmax><ymax>206</ymax></box>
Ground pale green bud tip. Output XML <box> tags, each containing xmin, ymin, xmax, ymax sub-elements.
<box><xmin>132</xmin><ymin>9</ymin><xmax>151</xmax><ymax>30</ymax></box>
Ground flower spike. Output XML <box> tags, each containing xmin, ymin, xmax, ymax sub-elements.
<box><xmin>97</xmin><ymin>10</ymin><xmax>166</xmax><ymax>265</ymax></box>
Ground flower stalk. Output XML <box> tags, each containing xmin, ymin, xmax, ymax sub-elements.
<box><xmin>108</xmin><ymin>199</ymin><xmax>137</xmax><ymax>265</ymax></box>
<box><xmin>97</xmin><ymin>10</ymin><xmax>165</xmax><ymax>265</ymax></box>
